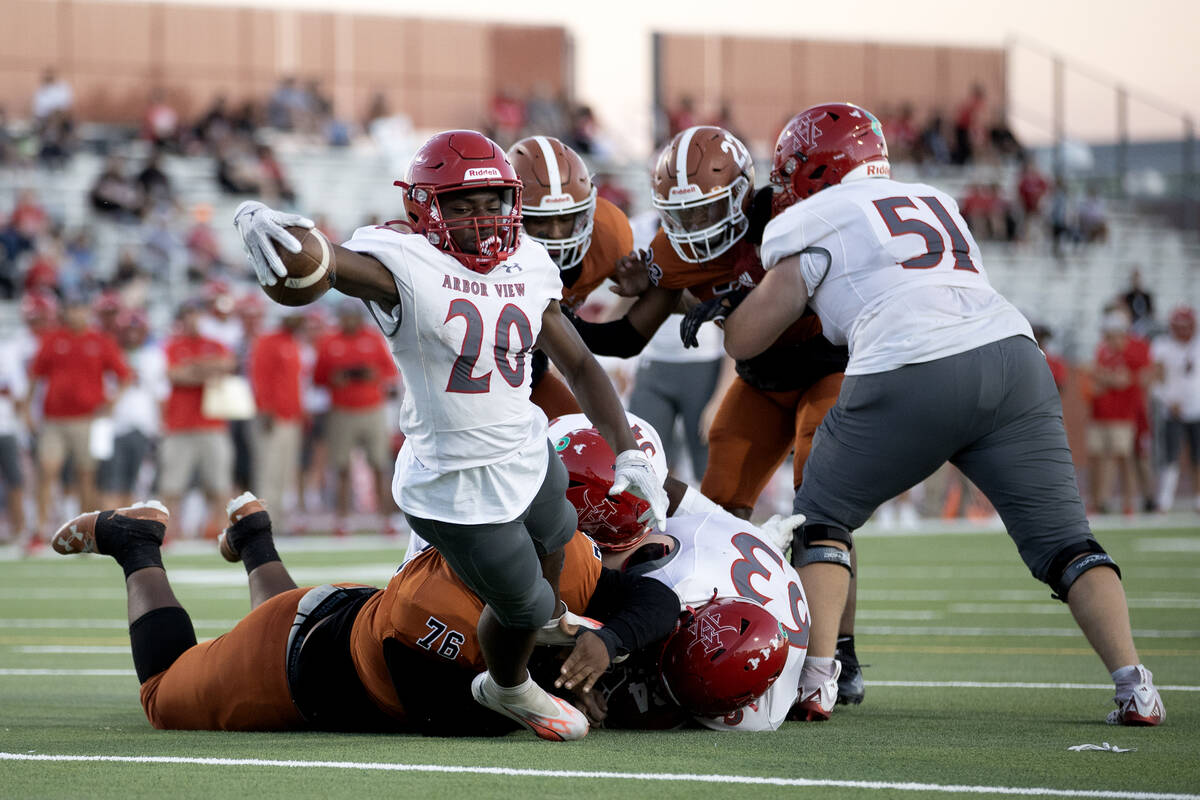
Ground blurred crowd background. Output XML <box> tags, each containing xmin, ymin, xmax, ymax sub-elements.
<box><xmin>1</xmin><ymin>2</ymin><xmax>1197</xmax><ymax>549</ymax></box>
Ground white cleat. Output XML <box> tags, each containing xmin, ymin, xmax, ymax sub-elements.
<box><xmin>470</xmin><ymin>672</ymin><xmax>588</xmax><ymax>741</ymax></box>
<box><xmin>1107</xmin><ymin>666</ymin><xmax>1165</xmax><ymax>726</ymax></box>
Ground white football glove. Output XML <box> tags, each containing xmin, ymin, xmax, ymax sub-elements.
<box><xmin>232</xmin><ymin>200</ymin><xmax>315</xmax><ymax>287</ymax></box>
<box><xmin>758</xmin><ymin>512</ymin><xmax>807</xmax><ymax>552</ymax></box>
<box><xmin>609</xmin><ymin>449</ymin><xmax>668</xmax><ymax>531</ymax></box>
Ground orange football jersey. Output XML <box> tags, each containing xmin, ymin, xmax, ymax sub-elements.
<box><xmin>349</xmin><ymin>531</ymin><xmax>603</xmax><ymax>716</ymax></box>
<box><xmin>560</xmin><ymin>196</ymin><xmax>634</xmax><ymax>313</ymax></box>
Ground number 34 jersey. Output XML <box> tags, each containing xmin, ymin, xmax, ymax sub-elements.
<box><xmin>341</xmin><ymin>227</ymin><xmax>563</xmax><ymax>524</ymax></box>
<box><xmin>639</xmin><ymin>509</ymin><xmax>811</xmax><ymax>731</ymax></box>
<box><xmin>760</xmin><ymin>177</ymin><xmax>1033</xmax><ymax>376</ymax></box>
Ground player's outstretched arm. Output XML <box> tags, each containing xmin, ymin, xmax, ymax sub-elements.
<box><xmin>233</xmin><ymin>200</ymin><xmax>398</xmax><ymax>307</ymax></box>
<box><xmin>567</xmin><ymin>285</ymin><xmax>682</xmax><ymax>358</ymax></box>
<box><xmin>723</xmin><ymin>253</ymin><xmax>810</xmax><ymax>361</ymax></box>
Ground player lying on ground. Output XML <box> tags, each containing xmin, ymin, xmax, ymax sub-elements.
<box><xmin>234</xmin><ymin>129</ymin><xmax>669</xmax><ymax>741</ymax></box>
<box><xmin>50</xmin><ymin>492</ymin><xmax>679</xmax><ymax>736</ymax></box>
<box><xmin>405</xmin><ymin>412</ymin><xmax>812</xmax><ymax>731</ymax></box>
<box><xmin>723</xmin><ymin>102</ymin><xmax>1164</xmax><ymax>726</ymax></box>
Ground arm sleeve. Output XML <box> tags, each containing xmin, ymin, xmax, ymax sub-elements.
<box><xmin>567</xmin><ymin>313</ymin><xmax>649</xmax><ymax>358</ymax></box>
<box><xmin>382</xmin><ymin>638</ymin><xmax>516</xmax><ymax>737</ymax></box>
<box><xmin>583</xmin><ymin>567</ymin><xmax>680</xmax><ymax>660</ymax></box>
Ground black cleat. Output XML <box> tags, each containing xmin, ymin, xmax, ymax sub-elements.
<box><xmin>835</xmin><ymin>638</ymin><xmax>866</xmax><ymax>706</ymax></box>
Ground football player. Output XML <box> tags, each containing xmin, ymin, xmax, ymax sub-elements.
<box><xmin>49</xmin><ymin>491</ymin><xmax>679</xmax><ymax>736</ymax></box>
<box><xmin>506</xmin><ymin>135</ymin><xmax>637</xmax><ymax>419</ymax></box>
<box><xmin>234</xmin><ymin>129</ymin><xmax>669</xmax><ymax>741</ymax></box>
<box><xmin>549</xmin><ymin>414</ymin><xmax>812</xmax><ymax>730</ymax></box>
<box><xmin>562</xmin><ymin>126</ymin><xmax>866</xmax><ymax>706</ymax></box>
<box><xmin>724</xmin><ymin>102</ymin><xmax>1164</xmax><ymax>726</ymax></box>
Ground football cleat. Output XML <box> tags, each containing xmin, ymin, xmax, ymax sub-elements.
<box><xmin>1106</xmin><ymin>667</ymin><xmax>1165</xmax><ymax>726</ymax></box>
<box><xmin>792</xmin><ymin>660</ymin><xmax>841</xmax><ymax>722</ymax></box>
<box><xmin>835</xmin><ymin>645</ymin><xmax>866</xmax><ymax>706</ymax></box>
<box><xmin>218</xmin><ymin>492</ymin><xmax>269</xmax><ymax>563</ymax></box>
<box><xmin>51</xmin><ymin>501</ymin><xmax>169</xmax><ymax>555</ymax></box>
<box><xmin>470</xmin><ymin>672</ymin><xmax>588</xmax><ymax>741</ymax></box>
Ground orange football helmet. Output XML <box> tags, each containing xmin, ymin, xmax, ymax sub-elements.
<box><xmin>508</xmin><ymin>136</ymin><xmax>597</xmax><ymax>271</ymax></box>
<box><xmin>651</xmin><ymin>126</ymin><xmax>754</xmax><ymax>263</ymax></box>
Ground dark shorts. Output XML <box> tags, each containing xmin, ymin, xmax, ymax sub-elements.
<box><xmin>796</xmin><ymin>335</ymin><xmax>1094</xmax><ymax>583</ymax></box>
<box><xmin>99</xmin><ymin>430</ymin><xmax>151</xmax><ymax>494</ymax></box>
<box><xmin>0</xmin><ymin>434</ymin><xmax>23</xmax><ymax>488</ymax></box>
<box><xmin>404</xmin><ymin>439</ymin><xmax>578</xmax><ymax>629</ymax></box>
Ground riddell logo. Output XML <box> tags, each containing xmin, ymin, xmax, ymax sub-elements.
<box><xmin>668</xmin><ymin>184</ymin><xmax>702</xmax><ymax>198</ymax></box>
<box><xmin>866</xmin><ymin>163</ymin><xmax>890</xmax><ymax>177</ymax></box>
<box><xmin>464</xmin><ymin>167</ymin><xmax>502</xmax><ymax>180</ymax></box>
<box><xmin>539</xmin><ymin>193</ymin><xmax>574</xmax><ymax>207</ymax></box>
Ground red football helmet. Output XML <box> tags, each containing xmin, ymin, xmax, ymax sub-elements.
<box><xmin>554</xmin><ymin>427</ymin><xmax>651</xmax><ymax>552</ymax></box>
<box><xmin>771</xmin><ymin>102</ymin><xmax>890</xmax><ymax>213</ymax></box>
<box><xmin>659</xmin><ymin>596</ymin><xmax>789</xmax><ymax>717</ymax></box>
<box><xmin>1168</xmin><ymin>305</ymin><xmax>1195</xmax><ymax>341</ymax></box>
<box><xmin>391</xmin><ymin>130</ymin><xmax>523</xmax><ymax>274</ymax></box>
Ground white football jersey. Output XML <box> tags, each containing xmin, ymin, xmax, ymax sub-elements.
<box><xmin>760</xmin><ymin>177</ymin><xmax>1033</xmax><ymax>375</ymax></box>
<box><xmin>342</xmin><ymin>227</ymin><xmax>563</xmax><ymax>524</ymax></box>
<box><xmin>639</xmin><ymin>509</ymin><xmax>809</xmax><ymax>732</ymax></box>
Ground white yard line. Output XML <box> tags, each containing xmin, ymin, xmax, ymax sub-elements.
<box><xmin>857</xmin><ymin>625</ymin><xmax>1200</xmax><ymax>638</ymax></box>
<box><xmin>0</xmin><ymin>753</ymin><xmax>1193</xmax><ymax>799</ymax></box>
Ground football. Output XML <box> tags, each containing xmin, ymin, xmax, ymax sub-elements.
<box><xmin>261</xmin><ymin>226</ymin><xmax>335</xmax><ymax>307</ymax></box>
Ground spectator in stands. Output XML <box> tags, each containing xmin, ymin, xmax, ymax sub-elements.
<box><xmin>1016</xmin><ymin>156</ymin><xmax>1050</xmax><ymax>241</ymax></box>
<box><xmin>952</xmin><ymin>83</ymin><xmax>987</xmax><ymax>165</ymax></box>
<box><xmin>215</xmin><ymin>141</ymin><xmax>262</xmax><ymax>196</ymax></box>
<box><xmin>160</xmin><ymin>299</ymin><xmax>236</xmax><ymax>540</ymax></box>
<box><xmin>101</xmin><ymin>310</ymin><xmax>166</xmax><ymax>507</ymax></box>
<box><xmin>59</xmin><ymin>227</ymin><xmax>99</xmax><ymax>299</ymax></box>
<box><xmin>249</xmin><ymin>312</ymin><xmax>306</xmax><ymax>520</ymax></box>
<box><xmin>135</xmin><ymin>148</ymin><xmax>175</xmax><ymax>216</ymax></box>
<box><xmin>1151</xmin><ymin>305</ymin><xmax>1200</xmax><ymax>512</ymax></box>
<box><xmin>1087</xmin><ymin>307</ymin><xmax>1152</xmax><ymax>514</ymax></box>
<box><xmin>987</xmin><ymin>109</ymin><xmax>1022</xmax><ymax>160</ymax></box>
<box><xmin>313</xmin><ymin>300</ymin><xmax>398</xmax><ymax>536</ymax></box>
<box><xmin>32</xmin><ymin>68</ymin><xmax>73</xmax><ymax>124</ymax></box>
<box><xmin>184</xmin><ymin>204</ymin><xmax>224</xmax><ymax>277</ymax></box>
<box><xmin>0</xmin><ymin>333</ymin><xmax>29</xmax><ymax>544</ymax></box>
<box><xmin>255</xmin><ymin>143</ymin><xmax>296</xmax><ymax>206</ymax></box>
<box><xmin>142</xmin><ymin>88</ymin><xmax>180</xmax><ymax>150</ymax></box>
<box><xmin>11</xmin><ymin>188</ymin><xmax>50</xmax><ymax>239</ymax></box>
<box><xmin>30</xmin><ymin>295</ymin><xmax>131</xmax><ymax>534</ymax></box>
<box><xmin>488</xmin><ymin>87</ymin><xmax>525</xmax><ymax>146</ymax></box>
<box><xmin>668</xmin><ymin>95</ymin><xmax>697</xmax><ymax>138</ymax></box>
<box><xmin>192</xmin><ymin>94</ymin><xmax>232</xmax><ymax>152</ymax></box>
<box><xmin>883</xmin><ymin>103</ymin><xmax>919</xmax><ymax>162</ymax></box>
<box><xmin>267</xmin><ymin>76</ymin><xmax>307</xmax><ymax>131</ymax></box>
<box><xmin>1121</xmin><ymin>268</ymin><xmax>1156</xmax><ymax>337</ymax></box>
<box><xmin>1048</xmin><ymin>178</ymin><xmax>1077</xmax><ymax>258</ymax></box>
<box><xmin>917</xmin><ymin>111</ymin><xmax>952</xmax><ymax>166</ymax></box>
<box><xmin>1033</xmin><ymin>324</ymin><xmax>1069</xmax><ymax>393</ymax></box>
<box><xmin>1078</xmin><ymin>187</ymin><xmax>1108</xmax><ymax>245</ymax></box>
<box><xmin>568</xmin><ymin>104</ymin><xmax>599</xmax><ymax>156</ymax></box>
<box><xmin>960</xmin><ymin>183</ymin><xmax>1009</xmax><ymax>241</ymax></box>
<box><xmin>90</xmin><ymin>156</ymin><xmax>144</xmax><ymax>220</ymax></box>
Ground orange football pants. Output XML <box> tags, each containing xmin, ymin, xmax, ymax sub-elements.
<box><xmin>701</xmin><ymin>373</ymin><xmax>844</xmax><ymax>510</ymax></box>
<box><xmin>531</xmin><ymin>371</ymin><xmax>583</xmax><ymax>420</ymax></box>
<box><xmin>139</xmin><ymin>588</ymin><xmax>309</xmax><ymax>731</ymax></box>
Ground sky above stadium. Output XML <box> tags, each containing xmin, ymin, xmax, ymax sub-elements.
<box><xmin>157</xmin><ymin>0</ymin><xmax>1199</xmax><ymax>154</ymax></box>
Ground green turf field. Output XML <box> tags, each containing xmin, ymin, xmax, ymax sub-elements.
<box><xmin>1</xmin><ymin>521</ymin><xmax>1197</xmax><ymax>799</ymax></box>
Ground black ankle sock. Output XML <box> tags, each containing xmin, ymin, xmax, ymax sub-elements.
<box><xmin>129</xmin><ymin>606</ymin><xmax>197</xmax><ymax>683</ymax></box>
<box><xmin>226</xmin><ymin>510</ymin><xmax>280</xmax><ymax>574</ymax></box>
<box><xmin>94</xmin><ymin>511</ymin><xmax>165</xmax><ymax>579</ymax></box>
<box><xmin>836</xmin><ymin>634</ymin><xmax>857</xmax><ymax>659</ymax></box>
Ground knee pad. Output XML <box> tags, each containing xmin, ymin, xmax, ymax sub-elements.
<box><xmin>790</xmin><ymin>523</ymin><xmax>853</xmax><ymax>575</ymax></box>
<box><xmin>1047</xmin><ymin>540</ymin><xmax>1121</xmax><ymax>603</ymax></box>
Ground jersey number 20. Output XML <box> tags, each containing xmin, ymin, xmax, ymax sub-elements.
<box><xmin>873</xmin><ymin>195</ymin><xmax>978</xmax><ymax>272</ymax></box>
<box><xmin>445</xmin><ymin>299</ymin><xmax>534</xmax><ymax>393</ymax></box>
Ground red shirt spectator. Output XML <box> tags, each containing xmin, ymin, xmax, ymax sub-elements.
<box><xmin>164</xmin><ymin>334</ymin><xmax>233</xmax><ymax>431</ymax></box>
<box><xmin>1091</xmin><ymin>331</ymin><xmax>1151</xmax><ymax>421</ymax></box>
<box><xmin>31</xmin><ymin>325</ymin><xmax>130</xmax><ymax>419</ymax></box>
<box><xmin>1017</xmin><ymin>162</ymin><xmax>1050</xmax><ymax>215</ymax></box>
<box><xmin>250</xmin><ymin>324</ymin><xmax>304</xmax><ymax>421</ymax></box>
<box><xmin>314</xmin><ymin>316</ymin><xmax>396</xmax><ymax>409</ymax></box>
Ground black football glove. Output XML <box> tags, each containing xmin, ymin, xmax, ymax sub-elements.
<box><xmin>679</xmin><ymin>289</ymin><xmax>750</xmax><ymax>349</ymax></box>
